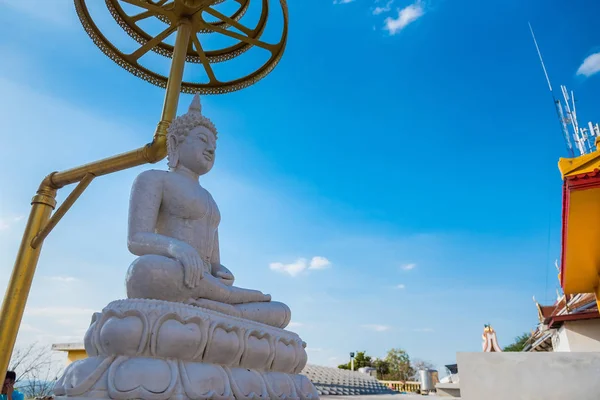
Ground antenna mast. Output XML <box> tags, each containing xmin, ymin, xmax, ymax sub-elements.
<box><xmin>560</xmin><ymin>85</ymin><xmax>599</xmax><ymax>156</ymax></box>
<box><xmin>528</xmin><ymin>22</ymin><xmax>574</xmax><ymax>156</ymax></box>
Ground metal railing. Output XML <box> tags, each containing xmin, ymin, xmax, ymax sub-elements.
<box><xmin>378</xmin><ymin>380</ymin><xmax>421</xmax><ymax>393</ymax></box>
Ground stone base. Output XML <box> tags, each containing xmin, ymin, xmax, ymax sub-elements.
<box><xmin>55</xmin><ymin>356</ymin><xmax>318</xmax><ymax>400</ymax></box>
<box><xmin>54</xmin><ymin>299</ymin><xmax>319</xmax><ymax>400</ymax></box>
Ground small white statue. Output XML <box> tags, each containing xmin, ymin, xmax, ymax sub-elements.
<box><xmin>126</xmin><ymin>94</ymin><xmax>291</xmax><ymax>328</ymax></box>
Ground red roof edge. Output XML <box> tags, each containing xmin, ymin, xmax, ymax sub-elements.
<box><xmin>560</xmin><ymin>181</ymin><xmax>569</xmax><ymax>289</ymax></box>
<box><xmin>548</xmin><ymin>311</ymin><xmax>600</xmax><ymax>329</ymax></box>
<box><xmin>567</xmin><ymin>168</ymin><xmax>600</xmax><ymax>182</ymax></box>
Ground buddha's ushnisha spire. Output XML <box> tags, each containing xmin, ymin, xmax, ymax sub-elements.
<box><xmin>188</xmin><ymin>93</ymin><xmax>202</xmax><ymax>114</ymax></box>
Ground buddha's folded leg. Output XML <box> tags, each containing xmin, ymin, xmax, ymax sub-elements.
<box><xmin>127</xmin><ymin>255</ymin><xmax>271</xmax><ymax>304</ymax></box>
<box><xmin>188</xmin><ymin>298</ymin><xmax>291</xmax><ymax>329</ymax></box>
<box><xmin>200</xmin><ymin>272</ymin><xmax>272</xmax><ymax>304</ymax></box>
<box><xmin>234</xmin><ymin>301</ymin><xmax>292</xmax><ymax>329</ymax></box>
<box><xmin>185</xmin><ymin>298</ymin><xmax>243</xmax><ymax>318</ymax></box>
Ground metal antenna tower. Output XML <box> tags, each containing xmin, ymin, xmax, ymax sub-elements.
<box><xmin>528</xmin><ymin>22</ymin><xmax>574</xmax><ymax>156</ymax></box>
<box><xmin>529</xmin><ymin>23</ymin><xmax>600</xmax><ymax>156</ymax></box>
<box><xmin>560</xmin><ymin>85</ymin><xmax>599</xmax><ymax>156</ymax></box>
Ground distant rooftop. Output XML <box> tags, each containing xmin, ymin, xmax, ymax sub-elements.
<box><xmin>536</xmin><ymin>293</ymin><xmax>599</xmax><ymax>328</ymax></box>
<box><xmin>527</xmin><ymin>293</ymin><xmax>600</xmax><ymax>352</ymax></box>
<box><xmin>52</xmin><ymin>343</ymin><xmax>84</xmax><ymax>352</ymax></box>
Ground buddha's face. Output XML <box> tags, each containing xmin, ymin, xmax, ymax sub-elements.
<box><xmin>176</xmin><ymin>125</ymin><xmax>216</xmax><ymax>175</ymax></box>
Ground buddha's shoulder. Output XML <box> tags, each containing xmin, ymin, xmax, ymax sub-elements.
<box><xmin>133</xmin><ymin>169</ymin><xmax>169</xmax><ymax>187</ymax></box>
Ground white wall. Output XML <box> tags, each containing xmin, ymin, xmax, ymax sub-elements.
<box><xmin>553</xmin><ymin>319</ymin><xmax>600</xmax><ymax>352</ymax></box>
<box><xmin>457</xmin><ymin>352</ymin><xmax>600</xmax><ymax>400</ymax></box>
<box><xmin>565</xmin><ymin>319</ymin><xmax>600</xmax><ymax>351</ymax></box>
<box><xmin>552</xmin><ymin>325</ymin><xmax>570</xmax><ymax>351</ymax></box>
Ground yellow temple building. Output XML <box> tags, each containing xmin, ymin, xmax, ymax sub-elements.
<box><xmin>558</xmin><ymin>144</ymin><xmax>600</xmax><ymax>306</ymax></box>
<box><xmin>51</xmin><ymin>343</ymin><xmax>86</xmax><ymax>365</ymax></box>
<box><xmin>518</xmin><ymin>142</ymin><xmax>600</xmax><ymax>353</ymax></box>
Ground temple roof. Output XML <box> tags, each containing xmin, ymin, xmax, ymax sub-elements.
<box><xmin>558</xmin><ymin>151</ymin><xmax>600</xmax><ymax>178</ymax></box>
<box><xmin>539</xmin><ymin>305</ymin><xmax>555</xmax><ymax>320</ymax></box>
<box><xmin>527</xmin><ymin>293</ymin><xmax>599</xmax><ymax>351</ymax></box>
<box><xmin>535</xmin><ymin>293</ymin><xmax>597</xmax><ymax>323</ymax></box>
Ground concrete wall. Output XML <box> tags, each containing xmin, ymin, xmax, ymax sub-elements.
<box><xmin>565</xmin><ymin>319</ymin><xmax>600</xmax><ymax>351</ymax></box>
<box><xmin>553</xmin><ymin>324</ymin><xmax>571</xmax><ymax>351</ymax></box>
<box><xmin>552</xmin><ymin>320</ymin><xmax>600</xmax><ymax>352</ymax></box>
<box><xmin>457</xmin><ymin>352</ymin><xmax>600</xmax><ymax>400</ymax></box>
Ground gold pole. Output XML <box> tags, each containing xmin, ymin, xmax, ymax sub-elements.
<box><xmin>0</xmin><ymin>18</ymin><xmax>192</xmax><ymax>378</ymax></box>
<box><xmin>0</xmin><ymin>182</ymin><xmax>56</xmax><ymax>376</ymax></box>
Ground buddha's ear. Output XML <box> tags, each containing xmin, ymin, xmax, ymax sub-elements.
<box><xmin>167</xmin><ymin>134</ymin><xmax>179</xmax><ymax>168</ymax></box>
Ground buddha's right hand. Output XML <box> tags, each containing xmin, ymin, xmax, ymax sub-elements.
<box><xmin>169</xmin><ymin>242</ymin><xmax>204</xmax><ymax>288</ymax></box>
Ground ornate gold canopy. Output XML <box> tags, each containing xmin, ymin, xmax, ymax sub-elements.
<box><xmin>75</xmin><ymin>0</ymin><xmax>288</xmax><ymax>94</ymax></box>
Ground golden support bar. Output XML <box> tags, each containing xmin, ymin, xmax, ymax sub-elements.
<box><xmin>31</xmin><ymin>173</ymin><xmax>95</xmax><ymax>249</ymax></box>
<box><xmin>0</xmin><ymin>19</ymin><xmax>192</xmax><ymax>379</ymax></box>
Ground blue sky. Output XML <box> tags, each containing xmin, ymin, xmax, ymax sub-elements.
<box><xmin>1</xmin><ymin>0</ymin><xmax>600</xmax><ymax>373</ymax></box>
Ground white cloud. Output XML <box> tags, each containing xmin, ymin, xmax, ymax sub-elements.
<box><xmin>384</xmin><ymin>1</ymin><xmax>425</xmax><ymax>35</ymax></box>
<box><xmin>46</xmin><ymin>276</ymin><xmax>79</xmax><ymax>283</ymax></box>
<box><xmin>56</xmin><ymin>318</ymin><xmax>81</xmax><ymax>326</ymax></box>
<box><xmin>269</xmin><ymin>256</ymin><xmax>331</xmax><ymax>277</ymax></box>
<box><xmin>19</xmin><ymin>323</ymin><xmax>42</xmax><ymax>333</ymax></box>
<box><xmin>361</xmin><ymin>324</ymin><xmax>391</xmax><ymax>332</ymax></box>
<box><xmin>25</xmin><ymin>307</ymin><xmax>96</xmax><ymax>317</ymax></box>
<box><xmin>395</xmin><ymin>284</ymin><xmax>406</xmax><ymax>289</ymax></box>
<box><xmin>306</xmin><ymin>347</ymin><xmax>324</xmax><ymax>352</ymax></box>
<box><xmin>0</xmin><ymin>215</ymin><xmax>24</xmax><ymax>231</ymax></box>
<box><xmin>269</xmin><ymin>258</ymin><xmax>308</xmax><ymax>277</ymax></box>
<box><xmin>309</xmin><ymin>256</ymin><xmax>332</xmax><ymax>270</ymax></box>
<box><xmin>373</xmin><ymin>1</ymin><xmax>393</xmax><ymax>15</ymax></box>
<box><xmin>402</xmin><ymin>263</ymin><xmax>417</xmax><ymax>271</ymax></box>
<box><xmin>576</xmin><ymin>52</ymin><xmax>600</xmax><ymax>78</ymax></box>
<box><xmin>333</xmin><ymin>0</ymin><xmax>355</xmax><ymax>4</ymax></box>
<box><xmin>288</xmin><ymin>321</ymin><xmax>304</xmax><ymax>328</ymax></box>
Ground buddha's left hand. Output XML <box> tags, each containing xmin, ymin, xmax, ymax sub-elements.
<box><xmin>214</xmin><ymin>264</ymin><xmax>234</xmax><ymax>286</ymax></box>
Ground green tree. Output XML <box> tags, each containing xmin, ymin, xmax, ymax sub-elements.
<box><xmin>373</xmin><ymin>358</ymin><xmax>390</xmax><ymax>380</ymax></box>
<box><xmin>337</xmin><ymin>351</ymin><xmax>373</xmax><ymax>370</ymax></box>
<box><xmin>503</xmin><ymin>332</ymin><xmax>531</xmax><ymax>352</ymax></box>
<box><xmin>384</xmin><ymin>348</ymin><xmax>414</xmax><ymax>381</ymax></box>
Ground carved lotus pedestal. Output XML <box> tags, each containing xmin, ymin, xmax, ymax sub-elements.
<box><xmin>54</xmin><ymin>299</ymin><xmax>319</xmax><ymax>400</ymax></box>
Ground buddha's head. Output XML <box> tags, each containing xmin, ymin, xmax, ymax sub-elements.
<box><xmin>167</xmin><ymin>94</ymin><xmax>218</xmax><ymax>175</ymax></box>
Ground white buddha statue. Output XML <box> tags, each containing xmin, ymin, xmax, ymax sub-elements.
<box><xmin>125</xmin><ymin>94</ymin><xmax>291</xmax><ymax>329</ymax></box>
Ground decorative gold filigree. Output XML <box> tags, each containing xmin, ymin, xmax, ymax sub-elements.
<box><xmin>74</xmin><ymin>0</ymin><xmax>288</xmax><ymax>94</ymax></box>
